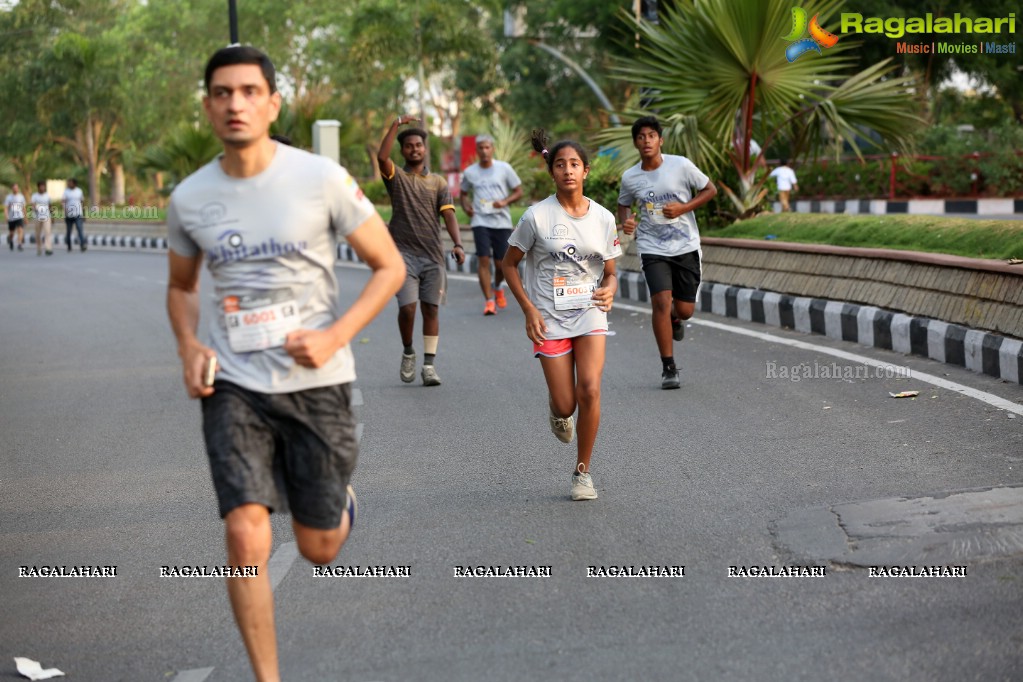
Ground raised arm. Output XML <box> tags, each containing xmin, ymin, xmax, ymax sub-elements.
<box><xmin>377</xmin><ymin>114</ymin><xmax>419</xmax><ymax>179</ymax></box>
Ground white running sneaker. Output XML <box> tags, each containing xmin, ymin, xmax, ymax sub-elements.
<box><xmin>421</xmin><ymin>364</ymin><xmax>442</xmax><ymax>386</ymax></box>
<box><xmin>400</xmin><ymin>352</ymin><xmax>416</xmax><ymax>383</ymax></box>
<box><xmin>549</xmin><ymin>410</ymin><xmax>575</xmax><ymax>443</ymax></box>
<box><xmin>571</xmin><ymin>472</ymin><xmax>598</xmax><ymax>501</ymax></box>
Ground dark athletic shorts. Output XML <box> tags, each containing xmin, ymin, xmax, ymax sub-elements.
<box><xmin>200</xmin><ymin>381</ymin><xmax>358</xmax><ymax>529</ymax></box>
<box><xmin>472</xmin><ymin>226</ymin><xmax>511</xmax><ymax>261</ymax></box>
<box><xmin>641</xmin><ymin>251</ymin><xmax>702</xmax><ymax>302</ymax></box>
<box><xmin>8</xmin><ymin>219</ymin><xmax>25</xmax><ymax>231</ymax></box>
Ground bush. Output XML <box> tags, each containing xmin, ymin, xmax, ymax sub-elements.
<box><xmin>361</xmin><ymin>179</ymin><xmax>389</xmax><ymax>206</ymax></box>
<box><xmin>523</xmin><ymin>167</ymin><xmax>553</xmax><ymax>202</ymax></box>
<box><xmin>584</xmin><ymin>155</ymin><xmax>621</xmax><ymax>212</ymax></box>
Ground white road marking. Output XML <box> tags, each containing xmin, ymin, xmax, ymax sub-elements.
<box><xmin>267</xmin><ymin>541</ymin><xmax>299</xmax><ymax>590</ymax></box>
<box><xmin>352</xmin><ymin>388</ymin><xmax>363</xmax><ymax>406</ymax></box>
<box><xmin>170</xmin><ymin>668</ymin><xmax>214</xmax><ymax>682</ymax></box>
<box><xmin>613</xmin><ymin>300</ymin><xmax>1023</xmax><ymax>416</ymax></box>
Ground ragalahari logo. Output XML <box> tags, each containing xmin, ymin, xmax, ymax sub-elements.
<box><xmin>783</xmin><ymin>7</ymin><xmax>839</xmax><ymax>62</ymax></box>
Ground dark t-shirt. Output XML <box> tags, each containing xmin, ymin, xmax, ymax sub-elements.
<box><xmin>382</xmin><ymin>164</ymin><xmax>454</xmax><ymax>264</ymax></box>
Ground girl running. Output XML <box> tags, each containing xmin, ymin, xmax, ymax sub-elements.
<box><xmin>502</xmin><ymin>130</ymin><xmax>622</xmax><ymax>501</ymax></box>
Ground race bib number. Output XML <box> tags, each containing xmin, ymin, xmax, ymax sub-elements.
<box><xmin>222</xmin><ymin>289</ymin><xmax>302</xmax><ymax>353</ymax></box>
<box><xmin>645</xmin><ymin>201</ymin><xmax>678</xmax><ymax>225</ymax></box>
<box><xmin>552</xmin><ymin>273</ymin><xmax>596</xmax><ymax>311</ymax></box>
<box><xmin>477</xmin><ymin>198</ymin><xmax>497</xmax><ymax>215</ymax></box>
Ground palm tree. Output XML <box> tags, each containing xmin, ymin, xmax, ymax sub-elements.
<box><xmin>137</xmin><ymin>123</ymin><xmax>220</xmax><ymax>194</ymax></box>
<box><xmin>601</xmin><ymin>0</ymin><xmax>922</xmax><ymax>219</ymax></box>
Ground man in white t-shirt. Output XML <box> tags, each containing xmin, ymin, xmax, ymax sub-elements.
<box><xmin>62</xmin><ymin>178</ymin><xmax>86</xmax><ymax>252</ymax></box>
<box><xmin>617</xmin><ymin>116</ymin><xmax>717</xmax><ymax>390</ymax></box>
<box><xmin>30</xmin><ymin>181</ymin><xmax>53</xmax><ymax>256</ymax></box>
<box><xmin>5</xmin><ymin>183</ymin><xmax>26</xmax><ymax>251</ymax></box>
<box><xmin>166</xmin><ymin>45</ymin><xmax>404</xmax><ymax>682</ymax></box>
<box><xmin>768</xmin><ymin>159</ymin><xmax>798</xmax><ymax>212</ymax></box>
<box><xmin>460</xmin><ymin>134</ymin><xmax>522</xmax><ymax>315</ymax></box>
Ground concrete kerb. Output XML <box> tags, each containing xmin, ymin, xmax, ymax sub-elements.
<box><xmin>775</xmin><ymin>197</ymin><xmax>1023</xmax><ymax>216</ymax></box>
<box><xmin>47</xmin><ymin>231</ymin><xmax>1021</xmax><ymax>386</ymax></box>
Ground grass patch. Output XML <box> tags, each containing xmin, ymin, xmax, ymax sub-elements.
<box><xmin>710</xmin><ymin>213</ymin><xmax>1023</xmax><ymax>261</ymax></box>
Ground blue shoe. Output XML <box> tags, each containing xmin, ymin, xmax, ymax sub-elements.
<box><xmin>345</xmin><ymin>484</ymin><xmax>358</xmax><ymax>530</ymax></box>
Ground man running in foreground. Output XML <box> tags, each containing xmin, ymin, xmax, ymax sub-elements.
<box><xmin>166</xmin><ymin>45</ymin><xmax>404</xmax><ymax>682</ymax></box>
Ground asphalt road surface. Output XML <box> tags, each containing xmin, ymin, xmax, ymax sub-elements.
<box><xmin>1</xmin><ymin>248</ymin><xmax>1021</xmax><ymax>681</ymax></box>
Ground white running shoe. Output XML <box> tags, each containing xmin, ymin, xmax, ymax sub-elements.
<box><xmin>571</xmin><ymin>472</ymin><xmax>598</xmax><ymax>501</ymax></box>
<box><xmin>400</xmin><ymin>352</ymin><xmax>416</xmax><ymax>383</ymax></box>
<box><xmin>421</xmin><ymin>364</ymin><xmax>442</xmax><ymax>386</ymax></box>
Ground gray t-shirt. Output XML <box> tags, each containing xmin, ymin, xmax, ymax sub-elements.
<box><xmin>508</xmin><ymin>195</ymin><xmax>622</xmax><ymax>340</ymax></box>
<box><xmin>460</xmin><ymin>160</ymin><xmax>522</xmax><ymax>229</ymax></box>
<box><xmin>167</xmin><ymin>143</ymin><xmax>375</xmax><ymax>394</ymax></box>
<box><xmin>617</xmin><ymin>154</ymin><xmax>710</xmax><ymax>257</ymax></box>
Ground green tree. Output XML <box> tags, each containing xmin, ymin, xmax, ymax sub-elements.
<box><xmin>137</xmin><ymin>123</ymin><xmax>220</xmax><ymax>194</ymax></box>
<box><xmin>604</xmin><ymin>0</ymin><xmax>922</xmax><ymax>218</ymax></box>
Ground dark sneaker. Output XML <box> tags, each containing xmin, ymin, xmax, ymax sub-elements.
<box><xmin>671</xmin><ymin>317</ymin><xmax>685</xmax><ymax>342</ymax></box>
<box><xmin>345</xmin><ymin>484</ymin><xmax>358</xmax><ymax>530</ymax></box>
<box><xmin>661</xmin><ymin>366</ymin><xmax>681</xmax><ymax>390</ymax></box>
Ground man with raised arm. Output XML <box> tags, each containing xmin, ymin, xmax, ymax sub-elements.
<box><xmin>378</xmin><ymin>115</ymin><xmax>465</xmax><ymax>386</ymax></box>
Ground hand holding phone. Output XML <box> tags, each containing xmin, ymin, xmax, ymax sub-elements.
<box><xmin>203</xmin><ymin>356</ymin><xmax>218</xmax><ymax>387</ymax></box>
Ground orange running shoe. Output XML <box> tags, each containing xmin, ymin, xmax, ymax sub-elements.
<box><xmin>483</xmin><ymin>299</ymin><xmax>497</xmax><ymax>315</ymax></box>
<box><xmin>495</xmin><ymin>289</ymin><xmax>507</xmax><ymax>309</ymax></box>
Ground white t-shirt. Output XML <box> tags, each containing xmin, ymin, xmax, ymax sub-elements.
<box><xmin>769</xmin><ymin>166</ymin><xmax>798</xmax><ymax>191</ymax></box>
<box><xmin>460</xmin><ymin>160</ymin><xmax>522</xmax><ymax>229</ymax></box>
<box><xmin>508</xmin><ymin>195</ymin><xmax>622</xmax><ymax>340</ymax></box>
<box><xmin>31</xmin><ymin>192</ymin><xmax>51</xmax><ymax>220</ymax></box>
<box><xmin>63</xmin><ymin>187</ymin><xmax>84</xmax><ymax>218</ymax></box>
<box><xmin>617</xmin><ymin>154</ymin><xmax>710</xmax><ymax>258</ymax></box>
<box><xmin>5</xmin><ymin>193</ymin><xmax>26</xmax><ymax>221</ymax></box>
<box><xmin>167</xmin><ymin>143</ymin><xmax>376</xmax><ymax>394</ymax></box>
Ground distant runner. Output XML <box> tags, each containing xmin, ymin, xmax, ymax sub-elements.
<box><xmin>617</xmin><ymin>116</ymin><xmax>717</xmax><ymax>390</ymax></box>
<box><xmin>460</xmin><ymin>134</ymin><xmax>522</xmax><ymax>315</ymax></box>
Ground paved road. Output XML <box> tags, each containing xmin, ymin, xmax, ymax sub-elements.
<box><xmin>1</xmin><ymin>249</ymin><xmax>1021</xmax><ymax>681</ymax></box>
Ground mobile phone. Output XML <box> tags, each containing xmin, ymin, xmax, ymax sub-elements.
<box><xmin>203</xmin><ymin>356</ymin><xmax>218</xmax><ymax>387</ymax></box>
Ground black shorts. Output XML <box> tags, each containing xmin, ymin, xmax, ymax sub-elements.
<box><xmin>200</xmin><ymin>381</ymin><xmax>358</xmax><ymax>529</ymax></box>
<box><xmin>641</xmin><ymin>251</ymin><xmax>702</xmax><ymax>302</ymax></box>
<box><xmin>472</xmin><ymin>226</ymin><xmax>511</xmax><ymax>261</ymax></box>
<box><xmin>8</xmin><ymin>219</ymin><xmax>24</xmax><ymax>231</ymax></box>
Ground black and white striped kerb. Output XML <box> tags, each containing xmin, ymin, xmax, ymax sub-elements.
<box><xmin>26</xmin><ymin>234</ymin><xmax>170</xmax><ymax>250</ymax></box>
<box><xmin>612</xmin><ymin>273</ymin><xmax>1022</xmax><ymax>385</ymax></box>
<box><xmin>696</xmin><ymin>282</ymin><xmax>1022</xmax><ymax>385</ymax></box>
<box><xmin>776</xmin><ymin>198</ymin><xmax>1023</xmax><ymax>216</ymax></box>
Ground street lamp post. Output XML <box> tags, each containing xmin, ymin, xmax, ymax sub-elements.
<box><xmin>228</xmin><ymin>0</ymin><xmax>239</xmax><ymax>44</ymax></box>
